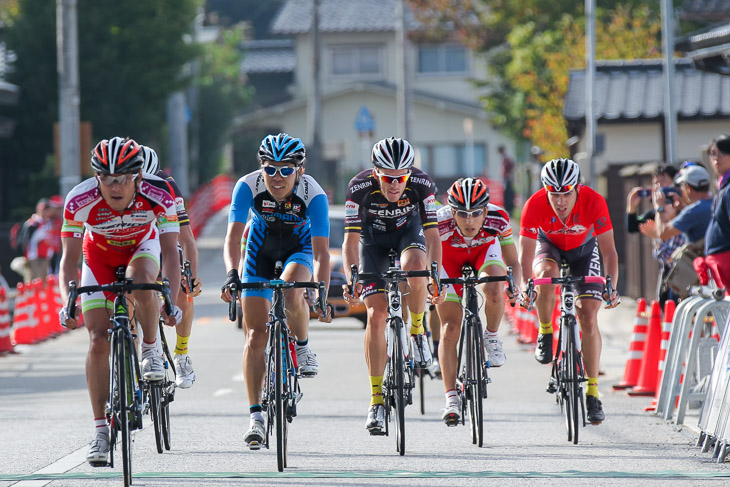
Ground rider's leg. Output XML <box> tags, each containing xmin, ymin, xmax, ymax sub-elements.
<box><xmin>436</xmin><ymin>300</ymin><xmax>463</xmax><ymax>392</ymax></box>
<box><xmin>242</xmin><ymin>296</ymin><xmax>271</xmax><ymax>409</ymax></box>
<box><xmin>575</xmin><ymin>298</ymin><xmax>602</xmax><ymax>390</ymax></box>
<box><xmin>128</xmin><ymin>256</ymin><xmax>165</xmax><ymax>379</ymax></box>
<box><xmin>479</xmin><ymin>263</ymin><xmax>507</xmax><ymax>334</ymax></box>
<box><xmin>533</xmin><ymin>260</ymin><xmax>559</xmax><ymax>328</ymax></box>
<box><xmin>363</xmin><ymin>293</ymin><xmax>388</xmax><ymax>405</ymax></box>
<box><xmin>280</xmin><ymin>263</ymin><xmax>312</xmax><ymax>343</ymax></box>
<box><xmin>401</xmin><ymin>247</ymin><xmax>428</xmax><ymax>335</ymax></box>
<box><xmin>84</xmin><ymin>307</ymin><xmax>114</xmax><ymax>421</ymax></box>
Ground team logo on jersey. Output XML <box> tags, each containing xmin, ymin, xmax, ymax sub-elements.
<box><xmin>293</xmin><ymin>204</ymin><xmax>301</xmax><ymax>212</ymax></box>
<box><xmin>285</xmin><ymin>202</ymin><xmax>292</xmax><ymax>210</ymax></box>
<box><xmin>345</xmin><ymin>201</ymin><xmax>359</xmax><ymax>217</ymax></box>
<box><xmin>135</xmin><ymin>201</ymin><xmax>144</xmax><ymax>209</ymax></box>
<box><xmin>424</xmin><ymin>195</ymin><xmax>436</xmax><ymax>213</ymax></box>
<box><xmin>109</xmin><ymin>239</ymin><xmax>136</xmax><ymax>247</ymax></box>
<box><xmin>397</xmin><ymin>198</ymin><xmax>410</xmax><ymax>207</ymax></box>
<box><xmin>262</xmin><ymin>200</ymin><xmax>276</xmax><ymax>209</ymax></box>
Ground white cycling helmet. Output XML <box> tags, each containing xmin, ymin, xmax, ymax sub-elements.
<box><xmin>140</xmin><ymin>145</ymin><xmax>160</xmax><ymax>175</ymax></box>
<box><xmin>540</xmin><ymin>158</ymin><xmax>580</xmax><ymax>192</ymax></box>
<box><xmin>372</xmin><ymin>137</ymin><xmax>415</xmax><ymax>170</ymax></box>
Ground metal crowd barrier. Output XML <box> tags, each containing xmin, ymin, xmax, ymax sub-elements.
<box><xmin>655</xmin><ymin>286</ymin><xmax>729</xmax><ymax>428</ymax></box>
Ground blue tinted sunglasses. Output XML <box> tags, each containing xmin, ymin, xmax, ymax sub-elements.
<box><xmin>262</xmin><ymin>165</ymin><xmax>297</xmax><ymax>177</ymax></box>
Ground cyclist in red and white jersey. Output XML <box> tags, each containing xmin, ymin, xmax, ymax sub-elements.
<box><xmin>436</xmin><ymin>178</ymin><xmax>521</xmax><ymax>426</ymax></box>
<box><xmin>58</xmin><ymin>137</ymin><xmax>182</xmax><ymax>466</ymax></box>
<box><xmin>519</xmin><ymin>158</ymin><xmax>620</xmax><ymax>425</ymax></box>
<box><xmin>141</xmin><ymin>145</ymin><xmax>201</xmax><ymax>389</ymax></box>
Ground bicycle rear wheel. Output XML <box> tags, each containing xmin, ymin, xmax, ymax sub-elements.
<box><xmin>118</xmin><ymin>335</ymin><xmax>133</xmax><ymax>487</ymax></box>
<box><xmin>274</xmin><ymin>321</ymin><xmax>287</xmax><ymax>471</ymax></box>
<box><xmin>466</xmin><ymin>317</ymin><xmax>484</xmax><ymax>447</ymax></box>
<box><xmin>392</xmin><ymin>318</ymin><xmax>406</xmax><ymax>456</ymax></box>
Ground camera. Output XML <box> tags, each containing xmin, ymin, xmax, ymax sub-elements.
<box><xmin>637</xmin><ymin>189</ymin><xmax>651</xmax><ymax>198</ymax></box>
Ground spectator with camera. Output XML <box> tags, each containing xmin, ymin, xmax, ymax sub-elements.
<box><xmin>626</xmin><ymin>164</ymin><xmax>678</xmax><ymax>233</ymax></box>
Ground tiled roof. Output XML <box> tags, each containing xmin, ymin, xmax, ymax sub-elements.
<box><xmin>241</xmin><ymin>40</ymin><xmax>295</xmax><ymax>74</ymax></box>
<box><xmin>271</xmin><ymin>0</ymin><xmax>420</xmax><ymax>35</ymax></box>
<box><xmin>563</xmin><ymin>58</ymin><xmax>730</xmax><ymax>122</ymax></box>
<box><xmin>680</xmin><ymin>0</ymin><xmax>730</xmax><ymax>21</ymax></box>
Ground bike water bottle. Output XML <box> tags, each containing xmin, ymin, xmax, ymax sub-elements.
<box><xmin>289</xmin><ymin>339</ymin><xmax>298</xmax><ymax>369</ymax></box>
<box><xmin>401</xmin><ymin>324</ymin><xmax>409</xmax><ymax>358</ymax></box>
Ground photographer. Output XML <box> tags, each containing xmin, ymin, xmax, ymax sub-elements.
<box><xmin>626</xmin><ymin>164</ymin><xmax>678</xmax><ymax>233</ymax></box>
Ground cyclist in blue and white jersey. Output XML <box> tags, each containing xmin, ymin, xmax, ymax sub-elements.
<box><xmin>220</xmin><ymin>133</ymin><xmax>331</xmax><ymax>450</ymax></box>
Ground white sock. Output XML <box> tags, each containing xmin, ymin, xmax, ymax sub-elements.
<box><xmin>250</xmin><ymin>411</ymin><xmax>264</xmax><ymax>424</ymax></box>
<box><xmin>486</xmin><ymin>329</ymin><xmax>498</xmax><ymax>338</ymax></box>
<box><xmin>142</xmin><ymin>338</ymin><xmax>158</xmax><ymax>356</ymax></box>
<box><xmin>94</xmin><ymin>417</ymin><xmax>109</xmax><ymax>436</ymax></box>
<box><xmin>445</xmin><ymin>389</ymin><xmax>458</xmax><ymax>403</ymax></box>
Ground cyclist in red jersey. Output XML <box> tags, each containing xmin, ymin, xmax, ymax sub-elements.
<box><xmin>141</xmin><ymin>145</ymin><xmax>201</xmax><ymax>389</ymax></box>
<box><xmin>519</xmin><ymin>158</ymin><xmax>620</xmax><ymax>425</ymax></box>
<box><xmin>436</xmin><ymin>178</ymin><xmax>521</xmax><ymax>426</ymax></box>
<box><xmin>58</xmin><ymin>137</ymin><xmax>182</xmax><ymax>466</ymax></box>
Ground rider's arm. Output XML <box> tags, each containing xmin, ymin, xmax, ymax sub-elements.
<box><xmin>179</xmin><ymin>225</ymin><xmax>199</xmax><ymax>283</ymax></box>
<box><xmin>312</xmin><ymin>236</ymin><xmax>330</xmax><ymax>289</ymax></box>
<box><xmin>223</xmin><ymin>221</ymin><xmax>246</xmax><ymax>274</ymax></box>
<box><xmin>518</xmin><ymin>235</ymin><xmax>536</xmax><ymax>289</ymax></box>
<box><xmin>424</xmin><ymin>226</ymin><xmax>442</xmax><ymax>269</ymax></box>
<box><xmin>160</xmin><ymin>231</ymin><xmax>181</xmax><ymax>305</ymax></box>
<box><xmin>501</xmin><ymin>241</ymin><xmax>522</xmax><ymax>289</ymax></box>
<box><xmin>596</xmin><ymin>229</ymin><xmax>619</xmax><ymax>290</ymax></box>
<box><xmin>58</xmin><ymin>236</ymin><xmax>82</xmax><ymax>310</ymax></box>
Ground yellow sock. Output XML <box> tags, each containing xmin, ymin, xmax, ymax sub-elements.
<box><xmin>410</xmin><ymin>311</ymin><xmax>425</xmax><ymax>336</ymax></box>
<box><xmin>586</xmin><ymin>377</ymin><xmax>598</xmax><ymax>398</ymax></box>
<box><xmin>539</xmin><ymin>321</ymin><xmax>553</xmax><ymax>335</ymax></box>
<box><xmin>370</xmin><ymin>376</ymin><xmax>385</xmax><ymax>406</ymax></box>
<box><xmin>174</xmin><ymin>334</ymin><xmax>189</xmax><ymax>355</ymax></box>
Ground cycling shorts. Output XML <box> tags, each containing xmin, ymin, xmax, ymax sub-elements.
<box><xmin>241</xmin><ymin>252</ymin><xmax>313</xmax><ymax>301</ymax></box>
<box><xmin>80</xmin><ymin>234</ymin><xmax>161</xmax><ymax>312</ymax></box>
<box><xmin>535</xmin><ymin>235</ymin><xmax>603</xmax><ymax>300</ymax></box>
<box><xmin>440</xmin><ymin>238</ymin><xmax>504</xmax><ymax>302</ymax></box>
<box><xmin>358</xmin><ymin>215</ymin><xmax>426</xmax><ymax>299</ymax></box>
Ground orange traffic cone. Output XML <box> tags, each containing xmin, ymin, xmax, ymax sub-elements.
<box><xmin>613</xmin><ymin>298</ymin><xmax>648</xmax><ymax>390</ymax></box>
<box><xmin>628</xmin><ymin>300</ymin><xmax>662</xmax><ymax>396</ymax></box>
<box><xmin>12</xmin><ymin>282</ymin><xmax>38</xmax><ymax>345</ymax></box>
<box><xmin>645</xmin><ymin>300</ymin><xmax>675</xmax><ymax>411</ymax></box>
<box><xmin>0</xmin><ymin>287</ymin><xmax>17</xmax><ymax>354</ymax></box>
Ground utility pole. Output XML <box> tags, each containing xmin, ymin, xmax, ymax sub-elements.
<box><xmin>307</xmin><ymin>0</ymin><xmax>323</xmax><ymax>182</ymax></box>
<box><xmin>57</xmin><ymin>0</ymin><xmax>81</xmax><ymax>195</ymax></box>
<box><xmin>585</xmin><ymin>0</ymin><xmax>597</xmax><ymax>187</ymax></box>
<box><xmin>395</xmin><ymin>0</ymin><xmax>411</xmax><ymax>141</ymax></box>
<box><xmin>661</xmin><ymin>0</ymin><xmax>677</xmax><ymax>165</ymax></box>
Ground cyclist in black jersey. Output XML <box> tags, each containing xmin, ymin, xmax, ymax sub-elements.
<box><xmin>342</xmin><ymin>137</ymin><xmax>444</xmax><ymax>435</ymax></box>
<box><xmin>141</xmin><ymin>146</ymin><xmax>201</xmax><ymax>389</ymax></box>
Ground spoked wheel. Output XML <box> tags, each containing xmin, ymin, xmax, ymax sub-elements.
<box><xmin>418</xmin><ymin>369</ymin><xmax>426</xmax><ymax>415</ymax></box>
<box><xmin>161</xmin><ymin>387</ymin><xmax>171</xmax><ymax>451</ymax></box>
<box><xmin>466</xmin><ymin>320</ymin><xmax>484</xmax><ymax>447</ymax></box>
<box><xmin>150</xmin><ymin>383</ymin><xmax>164</xmax><ymax>453</ymax></box>
<box><xmin>564</xmin><ymin>323</ymin><xmax>580</xmax><ymax>444</ymax></box>
<box><xmin>392</xmin><ymin>318</ymin><xmax>406</xmax><ymax>456</ymax></box>
<box><xmin>274</xmin><ymin>322</ymin><xmax>287</xmax><ymax>472</ymax></box>
<box><xmin>118</xmin><ymin>337</ymin><xmax>133</xmax><ymax>487</ymax></box>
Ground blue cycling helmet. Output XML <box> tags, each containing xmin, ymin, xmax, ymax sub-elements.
<box><xmin>258</xmin><ymin>133</ymin><xmax>306</xmax><ymax>165</ymax></box>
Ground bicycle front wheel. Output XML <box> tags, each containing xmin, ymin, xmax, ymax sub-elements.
<box><xmin>392</xmin><ymin>318</ymin><xmax>406</xmax><ymax>456</ymax></box>
<box><xmin>564</xmin><ymin>317</ymin><xmax>580</xmax><ymax>444</ymax></box>
<box><xmin>466</xmin><ymin>317</ymin><xmax>484</xmax><ymax>447</ymax></box>
<box><xmin>274</xmin><ymin>321</ymin><xmax>288</xmax><ymax>471</ymax></box>
<box><xmin>117</xmin><ymin>335</ymin><xmax>133</xmax><ymax>487</ymax></box>
<box><xmin>151</xmin><ymin>383</ymin><xmax>163</xmax><ymax>453</ymax></box>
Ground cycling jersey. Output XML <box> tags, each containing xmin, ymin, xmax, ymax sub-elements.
<box><xmin>61</xmin><ymin>176</ymin><xmax>179</xmax><ymax>246</ymax></box>
<box><xmin>437</xmin><ymin>204</ymin><xmax>512</xmax><ymax>299</ymax></box>
<box><xmin>228</xmin><ymin>171</ymin><xmax>329</xmax><ymax>292</ymax></box>
<box><xmin>519</xmin><ymin>186</ymin><xmax>612</xmax><ymax>251</ymax></box>
<box><xmin>344</xmin><ymin>168</ymin><xmax>438</xmax><ymax>234</ymax></box>
<box><xmin>149</xmin><ymin>170</ymin><xmax>190</xmax><ymax>226</ymax></box>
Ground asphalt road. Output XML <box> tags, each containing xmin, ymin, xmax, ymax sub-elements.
<box><xmin>1</xmin><ymin>239</ymin><xmax>728</xmax><ymax>486</ymax></box>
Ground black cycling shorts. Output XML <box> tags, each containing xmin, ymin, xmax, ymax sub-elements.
<box><xmin>535</xmin><ymin>235</ymin><xmax>603</xmax><ymax>300</ymax></box>
<box><xmin>358</xmin><ymin>216</ymin><xmax>427</xmax><ymax>299</ymax></box>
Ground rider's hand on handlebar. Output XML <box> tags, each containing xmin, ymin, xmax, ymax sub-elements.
<box><xmin>59</xmin><ymin>307</ymin><xmax>81</xmax><ymax>330</ymax></box>
<box><xmin>315</xmin><ymin>294</ymin><xmax>333</xmax><ymax>324</ymax></box>
<box><xmin>428</xmin><ymin>288</ymin><xmax>446</xmax><ymax>305</ymax></box>
<box><xmin>185</xmin><ymin>276</ymin><xmax>203</xmax><ymax>297</ymax></box>
<box><xmin>220</xmin><ymin>269</ymin><xmax>241</xmax><ymax>302</ymax></box>
<box><xmin>603</xmin><ymin>289</ymin><xmax>621</xmax><ymax>309</ymax></box>
<box><xmin>162</xmin><ymin>304</ymin><xmax>183</xmax><ymax>327</ymax></box>
<box><xmin>342</xmin><ymin>282</ymin><xmax>362</xmax><ymax>305</ymax></box>
<box><xmin>506</xmin><ymin>284</ymin><xmax>521</xmax><ymax>306</ymax></box>
<box><xmin>520</xmin><ymin>288</ymin><xmax>535</xmax><ymax>310</ymax></box>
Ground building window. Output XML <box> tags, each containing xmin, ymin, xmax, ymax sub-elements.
<box><xmin>330</xmin><ymin>45</ymin><xmax>384</xmax><ymax>77</ymax></box>
<box><xmin>417</xmin><ymin>44</ymin><xmax>468</xmax><ymax>75</ymax></box>
<box><xmin>422</xmin><ymin>143</ymin><xmax>486</xmax><ymax>178</ymax></box>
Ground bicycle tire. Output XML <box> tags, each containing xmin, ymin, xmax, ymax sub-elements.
<box><xmin>275</xmin><ymin>321</ymin><xmax>287</xmax><ymax>471</ymax></box>
<box><xmin>468</xmin><ymin>316</ymin><xmax>485</xmax><ymax>447</ymax></box>
<box><xmin>161</xmin><ymin>384</ymin><xmax>171</xmax><ymax>451</ymax></box>
<box><xmin>565</xmin><ymin>317</ymin><xmax>580</xmax><ymax>444</ymax></box>
<box><xmin>107</xmin><ymin>333</ymin><xmax>120</xmax><ymax>470</ymax></box>
<box><xmin>118</xmin><ymin>335</ymin><xmax>133</xmax><ymax>487</ymax></box>
<box><xmin>392</xmin><ymin>317</ymin><xmax>406</xmax><ymax>456</ymax></box>
<box><xmin>151</xmin><ymin>383</ymin><xmax>163</xmax><ymax>453</ymax></box>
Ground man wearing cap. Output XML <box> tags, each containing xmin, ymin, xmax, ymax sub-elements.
<box><xmin>652</xmin><ymin>165</ymin><xmax>713</xmax><ymax>246</ymax></box>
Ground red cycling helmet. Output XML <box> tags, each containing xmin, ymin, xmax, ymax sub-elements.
<box><xmin>447</xmin><ymin>177</ymin><xmax>490</xmax><ymax>210</ymax></box>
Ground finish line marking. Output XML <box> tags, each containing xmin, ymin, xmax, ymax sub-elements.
<box><xmin>2</xmin><ymin>470</ymin><xmax>730</xmax><ymax>481</ymax></box>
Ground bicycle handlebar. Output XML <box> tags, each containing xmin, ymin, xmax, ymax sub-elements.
<box><xmin>348</xmin><ymin>263</ymin><xmax>440</xmax><ymax>298</ymax></box>
<box><xmin>182</xmin><ymin>260</ymin><xmax>194</xmax><ymax>303</ymax></box>
<box><xmin>66</xmin><ymin>279</ymin><xmax>174</xmax><ymax>322</ymax></box>
<box><xmin>525</xmin><ymin>274</ymin><xmax>614</xmax><ymax>309</ymax></box>
<box><xmin>227</xmin><ymin>279</ymin><xmax>329</xmax><ymax>322</ymax></box>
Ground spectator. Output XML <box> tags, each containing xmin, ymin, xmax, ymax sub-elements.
<box><xmin>498</xmin><ymin>145</ymin><xmax>515</xmax><ymax>215</ymax></box>
<box><xmin>626</xmin><ymin>164</ymin><xmax>678</xmax><ymax>233</ymax></box>
<box><xmin>652</xmin><ymin>165</ymin><xmax>713</xmax><ymax>246</ymax></box>
<box><xmin>19</xmin><ymin>196</ymin><xmax>63</xmax><ymax>281</ymax></box>
<box><xmin>702</xmin><ymin>135</ymin><xmax>730</xmax><ymax>291</ymax></box>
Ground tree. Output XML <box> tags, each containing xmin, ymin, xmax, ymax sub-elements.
<box><xmin>1</xmin><ymin>0</ymin><xmax>200</xmax><ymax>220</ymax></box>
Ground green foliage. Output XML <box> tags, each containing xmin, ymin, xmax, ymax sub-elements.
<box><xmin>1</xmin><ymin>0</ymin><xmax>200</xmax><ymax>219</ymax></box>
<box><xmin>194</xmin><ymin>25</ymin><xmax>252</xmax><ymax>184</ymax></box>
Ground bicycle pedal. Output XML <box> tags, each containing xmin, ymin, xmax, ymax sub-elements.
<box><xmin>88</xmin><ymin>460</ymin><xmax>108</xmax><ymax>468</ymax></box>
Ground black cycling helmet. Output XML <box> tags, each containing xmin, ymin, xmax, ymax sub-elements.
<box><xmin>91</xmin><ymin>137</ymin><xmax>144</xmax><ymax>175</ymax></box>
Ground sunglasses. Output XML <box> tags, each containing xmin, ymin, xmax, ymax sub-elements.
<box><xmin>454</xmin><ymin>208</ymin><xmax>485</xmax><ymax>219</ymax></box>
<box><xmin>96</xmin><ymin>173</ymin><xmax>138</xmax><ymax>186</ymax></box>
<box><xmin>545</xmin><ymin>184</ymin><xmax>575</xmax><ymax>194</ymax></box>
<box><xmin>374</xmin><ymin>170</ymin><xmax>410</xmax><ymax>185</ymax></box>
<box><xmin>262</xmin><ymin>165</ymin><xmax>297</xmax><ymax>178</ymax></box>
